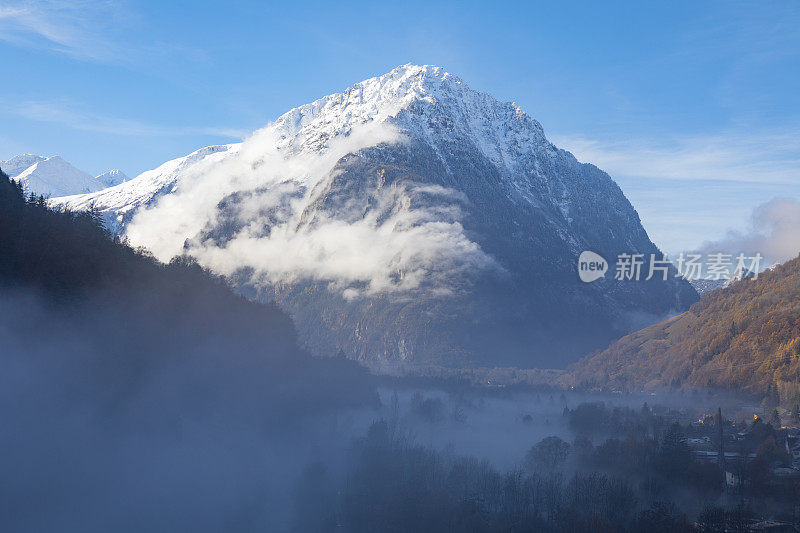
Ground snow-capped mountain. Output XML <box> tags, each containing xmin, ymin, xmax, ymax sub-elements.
<box><xmin>94</xmin><ymin>169</ymin><xmax>128</xmax><ymax>189</ymax></box>
<box><xmin>1</xmin><ymin>154</ymin><xmax>126</xmax><ymax>197</ymax></box>
<box><xmin>1</xmin><ymin>154</ymin><xmax>48</xmax><ymax>177</ymax></box>
<box><xmin>52</xmin><ymin>64</ymin><xmax>698</xmax><ymax>368</ymax></box>
<box><xmin>54</xmin><ymin>144</ymin><xmax>236</xmax><ymax>231</ymax></box>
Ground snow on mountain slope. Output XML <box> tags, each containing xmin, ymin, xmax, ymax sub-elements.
<box><xmin>54</xmin><ymin>65</ymin><xmax>551</xmax><ymax>214</ymax></box>
<box><xmin>50</xmin><ymin>64</ymin><xmax>698</xmax><ymax>368</ymax></box>
<box><xmin>11</xmin><ymin>156</ymin><xmax>99</xmax><ymax>197</ymax></box>
<box><xmin>94</xmin><ymin>169</ymin><xmax>129</xmax><ymax>189</ymax></box>
<box><xmin>55</xmin><ymin>144</ymin><xmax>238</xmax><ymax>233</ymax></box>
<box><xmin>1</xmin><ymin>154</ymin><xmax>131</xmax><ymax>197</ymax></box>
<box><xmin>53</xmin><ymin>65</ymin><xmax>581</xmax><ymax>255</ymax></box>
<box><xmin>1</xmin><ymin>154</ymin><xmax>47</xmax><ymax>177</ymax></box>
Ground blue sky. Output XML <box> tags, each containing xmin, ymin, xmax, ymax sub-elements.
<box><xmin>1</xmin><ymin>0</ymin><xmax>799</xmax><ymax>254</ymax></box>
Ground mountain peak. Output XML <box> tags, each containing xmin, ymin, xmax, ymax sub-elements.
<box><xmin>1</xmin><ymin>154</ymin><xmax>48</xmax><ymax>177</ymax></box>
<box><xmin>378</xmin><ymin>63</ymin><xmax>465</xmax><ymax>92</ymax></box>
<box><xmin>2</xmin><ymin>154</ymin><xmax>126</xmax><ymax>197</ymax></box>
<box><xmin>270</xmin><ymin>64</ymin><xmax>546</xmax><ymax>162</ymax></box>
<box><xmin>269</xmin><ymin>64</ymin><xmax>465</xmax><ymax>143</ymax></box>
<box><xmin>13</xmin><ymin>156</ymin><xmax>96</xmax><ymax>197</ymax></box>
<box><xmin>95</xmin><ymin>169</ymin><xmax>129</xmax><ymax>188</ymax></box>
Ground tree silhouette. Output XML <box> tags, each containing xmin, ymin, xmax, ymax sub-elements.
<box><xmin>526</xmin><ymin>436</ymin><xmax>570</xmax><ymax>472</ymax></box>
<box><xmin>655</xmin><ymin>423</ymin><xmax>691</xmax><ymax>477</ymax></box>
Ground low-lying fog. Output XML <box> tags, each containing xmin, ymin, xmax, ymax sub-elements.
<box><xmin>0</xmin><ymin>291</ymin><xmax>762</xmax><ymax>532</ymax></box>
<box><xmin>362</xmin><ymin>386</ymin><xmax>756</xmax><ymax>471</ymax></box>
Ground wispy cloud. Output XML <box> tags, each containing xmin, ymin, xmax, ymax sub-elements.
<box><xmin>0</xmin><ymin>1</ymin><xmax>131</xmax><ymax>62</ymax></box>
<box><xmin>0</xmin><ymin>1</ymin><xmax>206</xmax><ymax>67</ymax></box>
<box><xmin>551</xmin><ymin>132</ymin><xmax>800</xmax><ymax>185</ymax></box>
<box><xmin>2</xmin><ymin>97</ymin><xmax>248</xmax><ymax>139</ymax></box>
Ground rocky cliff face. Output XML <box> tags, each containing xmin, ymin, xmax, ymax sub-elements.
<box><xmin>53</xmin><ymin>64</ymin><xmax>697</xmax><ymax>368</ymax></box>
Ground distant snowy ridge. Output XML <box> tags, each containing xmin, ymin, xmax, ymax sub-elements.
<box><xmin>94</xmin><ymin>169</ymin><xmax>128</xmax><ymax>189</ymax></box>
<box><xmin>1</xmin><ymin>154</ymin><xmax>128</xmax><ymax>197</ymax></box>
<box><xmin>687</xmin><ymin>262</ymin><xmax>757</xmax><ymax>295</ymax></box>
<box><xmin>53</xmin><ymin>144</ymin><xmax>237</xmax><ymax>232</ymax></box>
<box><xmin>1</xmin><ymin>154</ymin><xmax>47</xmax><ymax>177</ymax></box>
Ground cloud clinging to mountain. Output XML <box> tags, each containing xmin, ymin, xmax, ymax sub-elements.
<box><xmin>125</xmin><ymin>121</ymin><xmax>496</xmax><ymax>298</ymax></box>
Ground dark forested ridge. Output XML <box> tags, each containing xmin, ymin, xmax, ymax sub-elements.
<box><xmin>0</xmin><ymin>166</ymin><xmax>375</xmax><ymax>416</ymax></box>
<box><xmin>1</xmin><ymin>166</ymin><xmax>293</xmax><ymax>333</ymax></box>
<box><xmin>564</xmin><ymin>255</ymin><xmax>800</xmax><ymax>406</ymax></box>
<box><xmin>0</xmin><ymin>166</ymin><xmax>380</xmax><ymax>530</ymax></box>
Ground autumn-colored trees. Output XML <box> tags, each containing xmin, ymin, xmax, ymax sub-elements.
<box><xmin>566</xmin><ymin>254</ymin><xmax>800</xmax><ymax>404</ymax></box>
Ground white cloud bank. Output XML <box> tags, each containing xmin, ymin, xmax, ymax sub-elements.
<box><xmin>125</xmin><ymin>122</ymin><xmax>496</xmax><ymax>299</ymax></box>
<box><xmin>698</xmin><ymin>197</ymin><xmax>800</xmax><ymax>265</ymax></box>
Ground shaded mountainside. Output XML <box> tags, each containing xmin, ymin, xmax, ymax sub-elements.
<box><xmin>564</xmin><ymin>256</ymin><xmax>800</xmax><ymax>402</ymax></box>
<box><xmin>53</xmin><ymin>64</ymin><xmax>697</xmax><ymax>369</ymax></box>
<box><xmin>241</xmin><ymin>139</ymin><xmax>695</xmax><ymax>369</ymax></box>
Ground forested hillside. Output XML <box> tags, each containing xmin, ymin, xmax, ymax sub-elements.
<box><xmin>2</xmin><ymin>164</ymin><xmax>374</xmax><ymax>390</ymax></box>
<box><xmin>0</xmin><ymin>166</ymin><xmax>376</xmax><ymax>530</ymax></box>
<box><xmin>0</xmin><ymin>165</ymin><xmax>376</xmax><ymax>417</ymax></box>
<box><xmin>565</xmin><ymin>256</ymin><xmax>800</xmax><ymax>406</ymax></box>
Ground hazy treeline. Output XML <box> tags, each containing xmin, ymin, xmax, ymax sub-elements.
<box><xmin>291</xmin><ymin>399</ymin><xmax>800</xmax><ymax>532</ymax></box>
<box><xmin>292</xmin><ymin>416</ymin><xmax>686</xmax><ymax>532</ymax></box>
<box><xmin>0</xmin><ymin>168</ymin><xmax>378</xmax><ymax>531</ymax></box>
<box><xmin>565</xmin><ymin>402</ymin><xmax>798</xmax><ymax>502</ymax></box>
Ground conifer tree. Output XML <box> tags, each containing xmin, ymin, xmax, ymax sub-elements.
<box><xmin>771</xmin><ymin>409</ymin><xmax>782</xmax><ymax>428</ymax></box>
